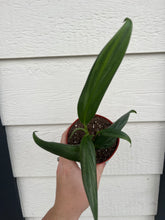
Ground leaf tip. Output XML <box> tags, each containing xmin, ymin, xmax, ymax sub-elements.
<box><xmin>123</xmin><ymin>17</ymin><xmax>133</xmax><ymax>31</ymax></box>
<box><xmin>33</xmin><ymin>130</ymin><xmax>38</xmax><ymax>135</ymax></box>
<box><xmin>32</xmin><ymin>131</ymin><xmax>39</xmax><ymax>141</ymax></box>
<box><xmin>124</xmin><ymin>17</ymin><xmax>132</xmax><ymax>24</ymax></box>
<box><xmin>131</xmin><ymin>110</ymin><xmax>137</xmax><ymax>114</ymax></box>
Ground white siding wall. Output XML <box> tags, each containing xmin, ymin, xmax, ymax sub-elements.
<box><xmin>0</xmin><ymin>1</ymin><xmax>165</xmax><ymax>220</ymax></box>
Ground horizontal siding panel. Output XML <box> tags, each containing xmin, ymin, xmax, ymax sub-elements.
<box><xmin>17</xmin><ymin>175</ymin><xmax>160</xmax><ymax>217</ymax></box>
<box><xmin>6</xmin><ymin>122</ymin><xmax>165</xmax><ymax>177</ymax></box>
<box><xmin>0</xmin><ymin>0</ymin><xmax>165</xmax><ymax>58</ymax></box>
<box><xmin>0</xmin><ymin>54</ymin><xmax>165</xmax><ymax>125</ymax></box>
<box><xmin>26</xmin><ymin>216</ymin><xmax>155</xmax><ymax>220</ymax></box>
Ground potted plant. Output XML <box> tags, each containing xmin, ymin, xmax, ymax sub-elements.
<box><xmin>33</xmin><ymin>18</ymin><xmax>136</xmax><ymax>220</ymax></box>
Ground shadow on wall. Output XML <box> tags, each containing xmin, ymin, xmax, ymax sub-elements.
<box><xmin>0</xmin><ymin>119</ymin><xmax>24</xmax><ymax>220</ymax></box>
<box><xmin>155</xmin><ymin>154</ymin><xmax>165</xmax><ymax>220</ymax></box>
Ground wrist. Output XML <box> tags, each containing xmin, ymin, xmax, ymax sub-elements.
<box><xmin>53</xmin><ymin>206</ymin><xmax>80</xmax><ymax>220</ymax></box>
<box><xmin>54</xmin><ymin>213</ymin><xmax>79</xmax><ymax>220</ymax></box>
<box><xmin>42</xmin><ymin>206</ymin><xmax>79</xmax><ymax>220</ymax></box>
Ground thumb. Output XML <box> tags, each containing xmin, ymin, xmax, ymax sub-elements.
<box><xmin>61</xmin><ymin>128</ymin><xmax>69</xmax><ymax>144</ymax></box>
<box><xmin>96</xmin><ymin>162</ymin><xmax>105</xmax><ymax>187</ymax></box>
<box><xmin>59</xmin><ymin>128</ymin><xmax>79</xmax><ymax>168</ymax></box>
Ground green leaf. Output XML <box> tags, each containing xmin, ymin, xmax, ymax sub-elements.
<box><xmin>110</xmin><ymin>110</ymin><xmax>136</xmax><ymax>130</ymax></box>
<box><xmin>95</xmin><ymin>128</ymin><xmax>131</xmax><ymax>149</ymax></box>
<box><xmin>80</xmin><ymin>135</ymin><xmax>98</xmax><ymax>220</ymax></box>
<box><xmin>95</xmin><ymin>110</ymin><xmax>136</xmax><ymax>148</ymax></box>
<box><xmin>33</xmin><ymin>131</ymin><xmax>80</xmax><ymax>161</ymax></box>
<box><xmin>78</xmin><ymin>18</ymin><xmax>133</xmax><ymax>125</ymax></box>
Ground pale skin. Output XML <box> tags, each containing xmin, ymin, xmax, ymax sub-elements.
<box><xmin>42</xmin><ymin>129</ymin><xmax>105</xmax><ymax>220</ymax></box>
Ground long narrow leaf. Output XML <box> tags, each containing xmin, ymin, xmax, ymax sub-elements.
<box><xmin>33</xmin><ymin>132</ymin><xmax>80</xmax><ymax>161</ymax></box>
<box><xmin>94</xmin><ymin>110</ymin><xmax>136</xmax><ymax>148</ymax></box>
<box><xmin>80</xmin><ymin>135</ymin><xmax>98</xmax><ymax>220</ymax></box>
<box><xmin>95</xmin><ymin>128</ymin><xmax>131</xmax><ymax>149</ymax></box>
<box><xmin>78</xmin><ymin>18</ymin><xmax>133</xmax><ymax>125</ymax></box>
<box><xmin>110</xmin><ymin>110</ymin><xmax>136</xmax><ymax>130</ymax></box>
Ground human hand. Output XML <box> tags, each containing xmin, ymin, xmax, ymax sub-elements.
<box><xmin>43</xmin><ymin>129</ymin><xmax>105</xmax><ymax>220</ymax></box>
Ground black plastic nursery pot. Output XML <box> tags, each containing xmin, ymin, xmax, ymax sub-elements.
<box><xmin>66</xmin><ymin>114</ymin><xmax>120</xmax><ymax>164</ymax></box>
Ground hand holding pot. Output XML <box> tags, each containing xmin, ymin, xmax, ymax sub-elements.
<box><xmin>42</xmin><ymin>129</ymin><xmax>105</xmax><ymax>220</ymax></box>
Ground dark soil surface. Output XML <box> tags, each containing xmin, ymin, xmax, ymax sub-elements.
<box><xmin>67</xmin><ymin>115</ymin><xmax>118</xmax><ymax>163</ymax></box>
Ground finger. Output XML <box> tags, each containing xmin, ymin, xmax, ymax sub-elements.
<box><xmin>96</xmin><ymin>162</ymin><xmax>105</xmax><ymax>186</ymax></box>
<box><xmin>59</xmin><ymin>128</ymin><xmax>79</xmax><ymax>168</ymax></box>
<box><xmin>60</xmin><ymin>128</ymin><xmax>69</xmax><ymax>144</ymax></box>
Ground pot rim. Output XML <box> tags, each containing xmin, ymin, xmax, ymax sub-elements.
<box><xmin>66</xmin><ymin>114</ymin><xmax>120</xmax><ymax>164</ymax></box>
